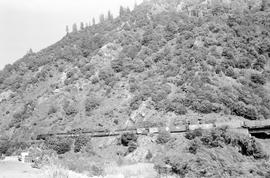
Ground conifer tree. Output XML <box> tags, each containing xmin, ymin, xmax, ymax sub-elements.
<box><xmin>27</xmin><ymin>48</ymin><xmax>33</xmax><ymax>55</ymax></box>
<box><xmin>92</xmin><ymin>18</ymin><xmax>96</xmax><ymax>25</ymax></box>
<box><xmin>134</xmin><ymin>1</ymin><xmax>138</xmax><ymax>9</ymax></box>
<box><xmin>107</xmin><ymin>10</ymin><xmax>113</xmax><ymax>21</ymax></box>
<box><xmin>80</xmin><ymin>22</ymin><xmax>84</xmax><ymax>30</ymax></box>
<box><xmin>99</xmin><ymin>14</ymin><xmax>105</xmax><ymax>23</ymax></box>
<box><xmin>66</xmin><ymin>25</ymin><xmax>69</xmax><ymax>34</ymax></box>
<box><xmin>261</xmin><ymin>0</ymin><xmax>270</xmax><ymax>11</ymax></box>
<box><xmin>126</xmin><ymin>7</ymin><xmax>131</xmax><ymax>14</ymax></box>
<box><xmin>120</xmin><ymin>6</ymin><xmax>125</xmax><ymax>17</ymax></box>
<box><xmin>72</xmin><ymin>23</ymin><xmax>78</xmax><ymax>33</ymax></box>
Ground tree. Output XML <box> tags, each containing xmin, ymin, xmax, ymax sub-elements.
<box><xmin>119</xmin><ymin>6</ymin><xmax>125</xmax><ymax>17</ymax></box>
<box><xmin>45</xmin><ymin>137</ymin><xmax>72</xmax><ymax>154</ymax></box>
<box><xmin>99</xmin><ymin>14</ymin><xmax>105</xmax><ymax>23</ymax></box>
<box><xmin>80</xmin><ymin>22</ymin><xmax>84</xmax><ymax>30</ymax></box>
<box><xmin>107</xmin><ymin>10</ymin><xmax>113</xmax><ymax>21</ymax></box>
<box><xmin>27</xmin><ymin>48</ymin><xmax>34</xmax><ymax>55</ymax></box>
<box><xmin>66</xmin><ymin>25</ymin><xmax>69</xmax><ymax>34</ymax></box>
<box><xmin>92</xmin><ymin>18</ymin><xmax>96</xmax><ymax>26</ymax></box>
<box><xmin>134</xmin><ymin>0</ymin><xmax>138</xmax><ymax>9</ymax></box>
<box><xmin>261</xmin><ymin>0</ymin><xmax>270</xmax><ymax>11</ymax></box>
<box><xmin>72</xmin><ymin>23</ymin><xmax>78</xmax><ymax>33</ymax></box>
<box><xmin>74</xmin><ymin>135</ymin><xmax>90</xmax><ymax>153</ymax></box>
<box><xmin>250</xmin><ymin>73</ymin><xmax>266</xmax><ymax>85</ymax></box>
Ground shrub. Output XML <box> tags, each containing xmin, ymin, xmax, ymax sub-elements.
<box><xmin>185</xmin><ymin>129</ymin><xmax>203</xmax><ymax>140</ymax></box>
<box><xmin>225</xmin><ymin>67</ymin><xmax>237</xmax><ymax>78</ymax></box>
<box><xmin>186</xmin><ymin>128</ymin><xmax>268</xmax><ymax>159</ymax></box>
<box><xmin>98</xmin><ymin>68</ymin><xmax>116</xmax><ymax>86</ymax></box>
<box><xmin>63</xmin><ymin>101</ymin><xmax>78</xmax><ymax>116</ymax></box>
<box><xmin>111</xmin><ymin>58</ymin><xmax>123</xmax><ymax>72</ymax></box>
<box><xmin>10</xmin><ymin>102</ymin><xmax>35</xmax><ymax>128</ymax></box>
<box><xmin>48</xmin><ymin>106</ymin><xmax>57</xmax><ymax>115</ymax></box>
<box><xmin>5</xmin><ymin>141</ymin><xmax>30</xmax><ymax>156</ymax></box>
<box><xmin>45</xmin><ymin>136</ymin><xmax>73</xmax><ymax>154</ymax></box>
<box><xmin>236</xmin><ymin>57</ymin><xmax>252</xmax><ymax>69</ymax></box>
<box><xmin>74</xmin><ymin>135</ymin><xmax>91</xmax><ymax>153</ymax></box>
<box><xmin>253</xmin><ymin>55</ymin><xmax>266</xmax><ymax>70</ymax></box>
<box><xmin>127</xmin><ymin>141</ymin><xmax>138</xmax><ymax>153</ymax></box>
<box><xmin>91</xmin><ymin>76</ymin><xmax>99</xmax><ymax>84</ymax></box>
<box><xmin>156</xmin><ymin>131</ymin><xmax>172</xmax><ymax>144</ymax></box>
<box><xmin>193</xmin><ymin>100</ymin><xmax>215</xmax><ymax>114</ymax></box>
<box><xmin>85</xmin><ymin>97</ymin><xmax>100</xmax><ymax>116</ymax></box>
<box><xmin>120</xmin><ymin>133</ymin><xmax>137</xmax><ymax>147</ymax></box>
<box><xmin>82</xmin><ymin>141</ymin><xmax>93</xmax><ymax>154</ymax></box>
<box><xmin>0</xmin><ymin>138</ymin><xmax>10</xmax><ymax>155</ymax></box>
<box><xmin>145</xmin><ymin>150</ymin><xmax>153</xmax><ymax>160</ymax></box>
<box><xmin>250</xmin><ymin>73</ymin><xmax>266</xmax><ymax>85</ymax></box>
<box><xmin>188</xmin><ymin>139</ymin><xmax>199</xmax><ymax>154</ymax></box>
<box><xmin>165</xmin><ymin>100</ymin><xmax>187</xmax><ymax>115</ymax></box>
<box><xmin>121</xmin><ymin>44</ymin><xmax>141</xmax><ymax>59</ymax></box>
<box><xmin>232</xmin><ymin>101</ymin><xmax>259</xmax><ymax>120</ymax></box>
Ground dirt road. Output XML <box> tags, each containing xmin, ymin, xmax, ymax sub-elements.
<box><xmin>0</xmin><ymin>157</ymin><xmax>44</xmax><ymax>178</ymax></box>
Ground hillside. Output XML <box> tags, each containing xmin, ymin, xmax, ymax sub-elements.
<box><xmin>0</xmin><ymin>0</ymin><xmax>270</xmax><ymax>176</ymax></box>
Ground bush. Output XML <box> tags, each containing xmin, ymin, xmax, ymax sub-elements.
<box><xmin>48</xmin><ymin>106</ymin><xmax>57</xmax><ymax>115</ymax></box>
<box><xmin>74</xmin><ymin>135</ymin><xmax>91</xmax><ymax>153</ymax></box>
<box><xmin>63</xmin><ymin>101</ymin><xmax>78</xmax><ymax>116</ymax></box>
<box><xmin>165</xmin><ymin>100</ymin><xmax>187</xmax><ymax>115</ymax></box>
<box><xmin>98</xmin><ymin>68</ymin><xmax>117</xmax><ymax>86</ymax></box>
<box><xmin>188</xmin><ymin>139</ymin><xmax>199</xmax><ymax>154</ymax></box>
<box><xmin>121</xmin><ymin>44</ymin><xmax>141</xmax><ymax>59</ymax></box>
<box><xmin>111</xmin><ymin>58</ymin><xmax>123</xmax><ymax>72</ymax></box>
<box><xmin>186</xmin><ymin>128</ymin><xmax>268</xmax><ymax>159</ymax></box>
<box><xmin>232</xmin><ymin>101</ymin><xmax>259</xmax><ymax>120</ymax></box>
<box><xmin>145</xmin><ymin>150</ymin><xmax>153</xmax><ymax>160</ymax></box>
<box><xmin>5</xmin><ymin>141</ymin><xmax>30</xmax><ymax>156</ymax></box>
<box><xmin>45</xmin><ymin>136</ymin><xmax>73</xmax><ymax>154</ymax></box>
<box><xmin>156</xmin><ymin>131</ymin><xmax>172</xmax><ymax>144</ymax></box>
<box><xmin>0</xmin><ymin>138</ymin><xmax>10</xmax><ymax>155</ymax></box>
<box><xmin>250</xmin><ymin>73</ymin><xmax>266</xmax><ymax>85</ymax></box>
<box><xmin>193</xmin><ymin>100</ymin><xmax>216</xmax><ymax>114</ymax></box>
<box><xmin>185</xmin><ymin>129</ymin><xmax>203</xmax><ymax>140</ymax></box>
<box><xmin>236</xmin><ymin>57</ymin><xmax>252</xmax><ymax>69</ymax></box>
<box><xmin>85</xmin><ymin>97</ymin><xmax>100</xmax><ymax>116</ymax></box>
<box><xmin>127</xmin><ymin>141</ymin><xmax>138</xmax><ymax>154</ymax></box>
<box><xmin>120</xmin><ymin>133</ymin><xmax>137</xmax><ymax>147</ymax></box>
<box><xmin>253</xmin><ymin>55</ymin><xmax>266</xmax><ymax>70</ymax></box>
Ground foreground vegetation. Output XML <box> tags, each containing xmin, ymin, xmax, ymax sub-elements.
<box><xmin>0</xmin><ymin>0</ymin><xmax>270</xmax><ymax>177</ymax></box>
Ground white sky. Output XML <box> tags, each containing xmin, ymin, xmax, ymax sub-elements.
<box><xmin>0</xmin><ymin>0</ymin><xmax>142</xmax><ymax>69</ymax></box>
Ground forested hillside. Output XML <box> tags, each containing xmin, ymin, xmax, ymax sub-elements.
<box><xmin>0</xmin><ymin>0</ymin><xmax>270</xmax><ymax>176</ymax></box>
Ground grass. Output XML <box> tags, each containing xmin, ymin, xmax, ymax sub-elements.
<box><xmin>104</xmin><ymin>163</ymin><xmax>157</xmax><ymax>178</ymax></box>
<box><xmin>43</xmin><ymin>164</ymin><xmax>90</xmax><ymax>178</ymax></box>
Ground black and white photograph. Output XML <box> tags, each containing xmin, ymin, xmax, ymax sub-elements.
<box><xmin>0</xmin><ymin>0</ymin><xmax>270</xmax><ymax>177</ymax></box>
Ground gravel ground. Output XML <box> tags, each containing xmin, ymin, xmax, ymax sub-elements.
<box><xmin>0</xmin><ymin>156</ymin><xmax>44</xmax><ymax>178</ymax></box>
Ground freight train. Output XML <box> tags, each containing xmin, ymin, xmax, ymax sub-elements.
<box><xmin>36</xmin><ymin>119</ymin><xmax>270</xmax><ymax>140</ymax></box>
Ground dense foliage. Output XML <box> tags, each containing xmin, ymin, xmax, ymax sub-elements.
<box><xmin>0</xmin><ymin>0</ymin><xmax>270</xmax><ymax>163</ymax></box>
<box><xmin>154</xmin><ymin>128</ymin><xmax>270</xmax><ymax>177</ymax></box>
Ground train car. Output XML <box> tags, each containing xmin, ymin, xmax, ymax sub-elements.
<box><xmin>170</xmin><ymin>125</ymin><xmax>187</xmax><ymax>133</ymax></box>
<box><xmin>149</xmin><ymin>127</ymin><xmax>159</xmax><ymax>134</ymax></box>
<box><xmin>244</xmin><ymin>120</ymin><xmax>270</xmax><ymax>129</ymax></box>
<box><xmin>215</xmin><ymin>121</ymin><xmax>244</xmax><ymax>129</ymax></box>
<box><xmin>36</xmin><ymin>133</ymin><xmax>54</xmax><ymax>140</ymax></box>
<box><xmin>188</xmin><ymin>124</ymin><xmax>214</xmax><ymax>131</ymax></box>
<box><xmin>136</xmin><ymin>128</ymin><xmax>148</xmax><ymax>135</ymax></box>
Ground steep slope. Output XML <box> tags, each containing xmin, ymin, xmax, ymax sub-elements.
<box><xmin>0</xmin><ymin>0</ymin><xmax>269</xmax><ymax>152</ymax></box>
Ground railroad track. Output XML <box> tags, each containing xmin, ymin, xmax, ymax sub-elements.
<box><xmin>36</xmin><ymin>119</ymin><xmax>270</xmax><ymax>140</ymax></box>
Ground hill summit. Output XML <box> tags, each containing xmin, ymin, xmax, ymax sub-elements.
<box><xmin>0</xmin><ymin>0</ymin><xmax>269</xmax><ymax>161</ymax></box>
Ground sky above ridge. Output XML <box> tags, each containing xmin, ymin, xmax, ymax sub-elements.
<box><xmin>0</xmin><ymin>0</ymin><xmax>142</xmax><ymax>69</ymax></box>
